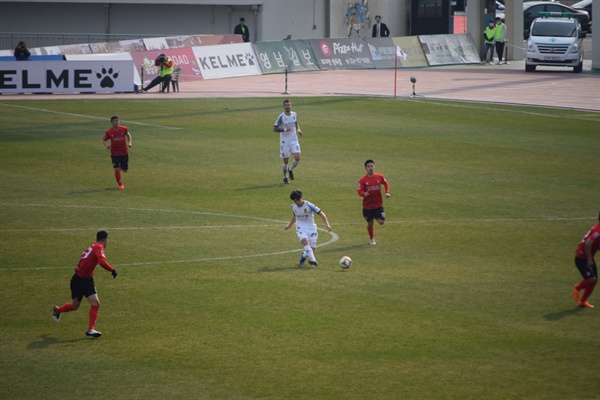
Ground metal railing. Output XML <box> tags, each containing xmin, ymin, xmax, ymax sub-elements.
<box><xmin>1</xmin><ymin>32</ymin><xmax>162</xmax><ymax>52</ymax></box>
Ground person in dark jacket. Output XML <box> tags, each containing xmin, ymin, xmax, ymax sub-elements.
<box><xmin>14</xmin><ymin>41</ymin><xmax>31</xmax><ymax>60</ymax></box>
<box><xmin>234</xmin><ymin>17</ymin><xmax>250</xmax><ymax>42</ymax></box>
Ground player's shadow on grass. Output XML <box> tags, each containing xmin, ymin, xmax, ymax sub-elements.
<box><xmin>258</xmin><ymin>264</ymin><xmax>315</xmax><ymax>273</ymax></box>
<box><xmin>65</xmin><ymin>188</ymin><xmax>121</xmax><ymax>195</ymax></box>
<box><xmin>543</xmin><ymin>307</ymin><xmax>585</xmax><ymax>321</ymax></box>
<box><xmin>320</xmin><ymin>244</ymin><xmax>369</xmax><ymax>254</ymax></box>
<box><xmin>27</xmin><ymin>334</ymin><xmax>87</xmax><ymax>349</ymax></box>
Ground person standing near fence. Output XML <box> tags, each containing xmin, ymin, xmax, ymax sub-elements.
<box><xmin>14</xmin><ymin>41</ymin><xmax>31</xmax><ymax>60</ymax></box>
<box><xmin>494</xmin><ymin>17</ymin><xmax>507</xmax><ymax>65</ymax></box>
<box><xmin>372</xmin><ymin>15</ymin><xmax>390</xmax><ymax>38</ymax></box>
<box><xmin>234</xmin><ymin>17</ymin><xmax>250</xmax><ymax>42</ymax></box>
<box><xmin>482</xmin><ymin>20</ymin><xmax>496</xmax><ymax>64</ymax></box>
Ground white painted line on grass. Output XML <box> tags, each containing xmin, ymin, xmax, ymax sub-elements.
<box><xmin>0</xmin><ymin>203</ymin><xmax>339</xmax><ymax>271</ymax></box>
<box><xmin>0</xmin><ymin>103</ymin><xmax>182</xmax><ymax>130</ymax></box>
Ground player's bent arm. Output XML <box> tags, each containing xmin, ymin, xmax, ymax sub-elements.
<box><xmin>284</xmin><ymin>215</ymin><xmax>297</xmax><ymax>230</ymax></box>
<box><xmin>103</xmin><ymin>140</ymin><xmax>110</xmax><ymax>149</ymax></box>
<box><xmin>319</xmin><ymin>211</ymin><xmax>331</xmax><ymax>232</ymax></box>
<box><xmin>585</xmin><ymin>238</ymin><xmax>594</xmax><ymax>266</ymax></box>
<box><xmin>127</xmin><ymin>132</ymin><xmax>132</xmax><ymax>147</ymax></box>
<box><xmin>98</xmin><ymin>258</ymin><xmax>115</xmax><ymax>272</ymax></box>
<box><xmin>273</xmin><ymin>126</ymin><xmax>284</xmax><ymax>133</ymax></box>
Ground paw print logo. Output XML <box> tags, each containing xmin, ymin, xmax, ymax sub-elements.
<box><xmin>243</xmin><ymin>52</ymin><xmax>255</xmax><ymax>66</ymax></box>
<box><xmin>96</xmin><ymin>67</ymin><xmax>119</xmax><ymax>88</ymax></box>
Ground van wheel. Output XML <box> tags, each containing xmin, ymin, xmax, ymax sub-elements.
<box><xmin>573</xmin><ymin>61</ymin><xmax>583</xmax><ymax>73</ymax></box>
<box><xmin>525</xmin><ymin>64</ymin><xmax>536</xmax><ymax>72</ymax></box>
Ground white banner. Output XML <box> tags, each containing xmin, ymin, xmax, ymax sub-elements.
<box><xmin>0</xmin><ymin>60</ymin><xmax>135</xmax><ymax>93</ymax></box>
<box><xmin>192</xmin><ymin>43</ymin><xmax>262</xmax><ymax>80</ymax></box>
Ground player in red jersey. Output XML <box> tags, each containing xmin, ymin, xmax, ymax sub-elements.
<box><xmin>103</xmin><ymin>116</ymin><xmax>132</xmax><ymax>190</ymax></box>
<box><xmin>572</xmin><ymin>213</ymin><xmax>600</xmax><ymax>308</ymax></box>
<box><xmin>53</xmin><ymin>230</ymin><xmax>118</xmax><ymax>337</ymax></box>
<box><xmin>357</xmin><ymin>159</ymin><xmax>390</xmax><ymax>245</ymax></box>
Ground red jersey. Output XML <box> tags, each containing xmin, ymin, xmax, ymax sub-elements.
<box><xmin>103</xmin><ymin>126</ymin><xmax>129</xmax><ymax>156</ymax></box>
<box><xmin>75</xmin><ymin>242</ymin><xmax>114</xmax><ymax>279</ymax></box>
<box><xmin>357</xmin><ymin>173</ymin><xmax>390</xmax><ymax>210</ymax></box>
<box><xmin>575</xmin><ymin>223</ymin><xmax>600</xmax><ymax>260</ymax></box>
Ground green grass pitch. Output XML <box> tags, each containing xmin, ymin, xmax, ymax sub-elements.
<box><xmin>0</xmin><ymin>97</ymin><xmax>599</xmax><ymax>399</ymax></box>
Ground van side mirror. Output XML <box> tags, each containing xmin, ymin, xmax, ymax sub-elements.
<box><xmin>579</xmin><ymin>31</ymin><xmax>587</xmax><ymax>39</ymax></box>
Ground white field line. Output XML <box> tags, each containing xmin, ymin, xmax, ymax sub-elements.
<box><xmin>408</xmin><ymin>98</ymin><xmax>600</xmax><ymax>122</ymax></box>
<box><xmin>0</xmin><ymin>203</ymin><xmax>338</xmax><ymax>271</ymax></box>
<box><xmin>0</xmin><ymin>103</ymin><xmax>183</xmax><ymax>130</ymax></box>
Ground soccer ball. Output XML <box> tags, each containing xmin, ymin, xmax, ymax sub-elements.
<box><xmin>339</xmin><ymin>256</ymin><xmax>352</xmax><ymax>269</ymax></box>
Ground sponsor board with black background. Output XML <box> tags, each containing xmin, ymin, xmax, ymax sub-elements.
<box><xmin>309</xmin><ymin>38</ymin><xmax>375</xmax><ymax>70</ymax></box>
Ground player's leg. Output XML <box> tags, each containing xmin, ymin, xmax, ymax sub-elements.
<box><xmin>288</xmin><ymin>145</ymin><xmax>301</xmax><ymax>180</ymax></box>
<box><xmin>364</xmin><ymin>209</ymin><xmax>375</xmax><ymax>244</ymax></box>
<box><xmin>376</xmin><ymin>207</ymin><xmax>386</xmax><ymax>225</ymax></box>
<box><xmin>574</xmin><ymin>258</ymin><xmax>597</xmax><ymax>308</ymax></box>
<box><xmin>84</xmin><ymin>279</ymin><xmax>102</xmax><ymax>337</ymax></box>
<box><xmin>53</xmin><ymin>275</ymin><xmax>83</xmax><ymax>322</ymax></box>
<box><xmin>579</xmin><ymin>262</ymin><xmax>597</xmax><ymax>308</ymax></box>
<box><xmin>307</xmin><ymin>231</ymin><xmax>319</xmax><ymax>266</ymax></box>
<box><xmin>111</xmin><ymin>156</ymin><xmax>123</xmax><ymax>188</ymax></box>
<box><xmin>297</xmin><ymin>229</ymin><xmax>316</xmax><ymax>265</ymax></box>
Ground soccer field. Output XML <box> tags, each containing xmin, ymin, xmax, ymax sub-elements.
<box><xmin>0</xmin><ymin>97</ymin><xmax>599</xmax><ymax>399</ymax></box>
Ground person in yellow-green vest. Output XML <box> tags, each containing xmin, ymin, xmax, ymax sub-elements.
<box><xmin>482</xmin><ymin>19</ymin><xmax>496</xmax><ymax>64</ymax></box>
<box><xmin>494</xmin><ymin>17</ymin><xmax>507</xmax><ymax>65</ymax></box>
<box><xmin>142</xmin><ymin>53</ymin><xmax>174</xmax><ymax>93</ymax></box>
<box><xmin>234</xmin><ymin>17</ymin><xmax>250</xmax><ymax>42</ymax></box>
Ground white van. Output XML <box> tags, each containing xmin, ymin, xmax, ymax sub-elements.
<box><xmin>525</xmin><ymin>12</ymin><xmax>586</xmax><ymax>73</ymax></box>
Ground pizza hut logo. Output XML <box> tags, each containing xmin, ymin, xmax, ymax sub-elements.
<box><xmin>320</xmin><ymin>41</ymin><xmax>331</xmax><ymax>57</ymax></box>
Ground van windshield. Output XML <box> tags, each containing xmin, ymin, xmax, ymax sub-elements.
<box><xmin>532</xmin><ymin>21</ymin><xmax>577</xmax><ymax>37</ymax></box>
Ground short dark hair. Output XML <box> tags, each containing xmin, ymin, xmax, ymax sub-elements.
<box><xmin>364</xmin><ymin>159</ymin><xmax>374</xmax><ymax>167</ymax></box>
<box><xmin>240</xmin><ymin>17</ymin><xmax>245</xmax><ymax>22</ymax></box>
<box><xmin>96</xmin><ymin>230</ymin><xmax>108</xmax><ymax>241</ymax></box>
<box><xmin>111</xmin><ymin>116</ymin><xmax>119</xmax><ymax>122</ymax></box>
<box><xmin>283</xmin><ymin>99</ymin><xmax>290</xmax><ymax>105</ymax></box>
<box><xmin>290</xmin><ymin>190</ymin><xmax>302</xmax><ymax>201</ymax></box>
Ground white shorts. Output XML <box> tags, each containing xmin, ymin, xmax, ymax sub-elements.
<box><xmin>296</xmin><ymin>225</ymin><xmax>318</xmax><ymax>248</ymax></box>
<box><xmin>280</xmin><ymin>142</ymin><xmax>301</xmax><ymax>158</ymax></box>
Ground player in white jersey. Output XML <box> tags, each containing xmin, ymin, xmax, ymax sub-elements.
<box><xmin>284</xmin><ymin>190</ymin><xmax>331</xmax><ymax>266</ymax></box>
<box><xmin>273</xmin><ymin>99</ymin><xmax>303</xmax><ymax>184</ymax></box>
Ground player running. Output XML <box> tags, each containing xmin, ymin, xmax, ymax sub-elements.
<box><xmin>572</xmin><ymin>213</ymin><xmax>600</xmax><ymax>308</ymax></box>
<box><xmin>52</xmin><ymin>230</ymin><xmax>118</xmax><ymax>337</ymax></box>
<box><xmin>357</xmin><ymin>159</ymin><xmax>390</xmax><ymax>245</ymax></box>
<box><xmin>103</xmin><ymin>115</ymin><xmax>132</xmax><ymax>190</ymax></box>
<box><xmin>273</xmin><ymin>100</ymin><xmax>303</xmax><ymax>184</ymax></box>
<box><xmin>284</xmin><ymin>190</ymin><xmax>331</xmax><ymax>266</ymax></box>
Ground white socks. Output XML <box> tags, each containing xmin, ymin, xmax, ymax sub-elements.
<box><xmin>304</xmin><ymin>245</ymin><xmax>316</xmax><ymax>262</ymax></box>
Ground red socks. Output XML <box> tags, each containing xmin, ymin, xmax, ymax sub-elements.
<box><xmin>56</xmin><ymin>302</ymin><xmax>74</xmax><ymax>314</ymax></box>
<box><xmin>88</xmin><ymin>305</ymin><xmax>99</xmax><ymax>330</ymax></box>
<box><xmin>576</xmin><ymin>279</ymin><xmax>597</xmax><ymax>303</ymax></box>
<box><xmin>581</xmin><ymin>283</ymin><xmax>597</xmax><ymax>303</ymax></box>
<box><xmin>114</xmin><ymin>170</ymin><xmax>122</xmax><ymax>185</ymax></box>
<box><xmin>367</xmin><ymin>226</ymin><xmax>374</xmax><ymax>239</ymax></box>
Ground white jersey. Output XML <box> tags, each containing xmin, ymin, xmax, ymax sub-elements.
<box><xmin>291</xmin><ymin>200</ymin><xmax>321</xmax><ymax>230</ymax></box>
<box><xmin>274</xmin><ymin>111</ymin><xmax>299</xmax><ymax>144</ymax></box>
